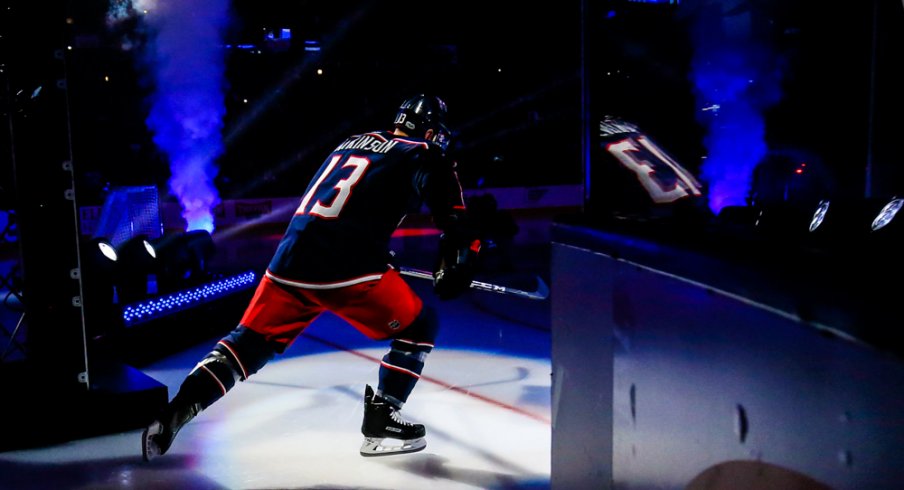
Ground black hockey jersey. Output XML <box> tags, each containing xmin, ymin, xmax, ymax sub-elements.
<box><xmin>266</xmin><ymin>130</ymin><xmax>465</xmax><ymax>286</ymax></box>
<box><xmin>590</xmin><ymin>116</ymin><xmax>708</xmax><ymax>222</ymax></box>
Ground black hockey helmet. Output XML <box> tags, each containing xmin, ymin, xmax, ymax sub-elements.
<box><xmin>393</xmin><ymin>94</ymin><xmax>448</xmax><ymax>137</ymax></box>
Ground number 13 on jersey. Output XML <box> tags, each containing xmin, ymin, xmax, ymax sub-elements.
<box><xmin>295</xmin><ymin>154</ymin><xmax>371</xmax><ymax>218</ymax></box>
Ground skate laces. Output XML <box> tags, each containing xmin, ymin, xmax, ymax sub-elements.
<box><xmin>390</xmin><ymin>408</ymin><xmax>415</xmax><ymax>427</ymax></box>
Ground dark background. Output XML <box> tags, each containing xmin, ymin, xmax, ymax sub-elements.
<box><xmin>45</xmin><ymin>0</ymin><xmax>584</xmax><ymax>206</ymax></box>
<box><xmin>5</xmin><ymin>1</ymin><xmax>904</xmax><ymax>208</ymax></box>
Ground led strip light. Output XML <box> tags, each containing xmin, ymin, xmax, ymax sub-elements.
<box><xmin>122</xmin><ymin>271</ymin><xmax>257</xmax><ymax>327</ymax></box>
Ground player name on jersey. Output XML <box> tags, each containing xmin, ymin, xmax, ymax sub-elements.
<box><xmin>599</xmin><ymin>118</ymin><xmax>642</xmax><ymax>138</ymax></box>
<box><xmin>336</xmin><ymin>134</ymin><xmax>399</xmax><ymax>154</ymax></box>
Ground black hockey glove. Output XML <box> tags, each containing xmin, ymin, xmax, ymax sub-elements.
<box><xmin>433</xmin><ymin>235</ymin><xmax>480</xmax><ymax>300</ymax></box>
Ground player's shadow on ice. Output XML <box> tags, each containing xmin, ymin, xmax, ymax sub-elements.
<box><xmin>382</xmin><ymin>453</ymin><xmax>549</xmax><ymax>489</ymax></box>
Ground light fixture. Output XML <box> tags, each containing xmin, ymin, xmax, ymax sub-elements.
<box><xmin>865</xmin><ymin>197</ymin><xmax>904</xmax><ymax>262</ymax></box>
<box><xmin>95</xmin><ymin>237</ymin><xmax>118</xmax><ymax>262</ymax></box>
<box><xmin>113</xmin><ymin>234</ymin><xmax>158</xmax><ymax>304</ymax></box>
<box><xmin>121</xmin><ymin>271</ymin><xmax>256</xmax><ymax>327</ymax></box>
<box><xmin>146</xmin><ymin>230</ymin><xmax>216</xmax><ymax>294</ymax></box>
<box><xmin>803</xmin><ymin>198</ymin><xmax>888</xmax><ymax>255</ymax></box>
<box><xmin>808</xmin><ymin>200</ymin><xmax>829</xmax><ymax>232</ymax></box>
<box><xmin>80</xmin><ymin>236</ymin><xmax>120</xmax><ymax>337</ymax></box>
<box><xmin>871</xmin><ymin>197</ymin><xmax>903</xmax><ymax>232</ymax></box>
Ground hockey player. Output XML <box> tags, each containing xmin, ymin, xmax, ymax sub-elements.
<box><xmin>142</xmin><ymin>94</ymin><xmax>480</xmax><ymax>460</ymax></box>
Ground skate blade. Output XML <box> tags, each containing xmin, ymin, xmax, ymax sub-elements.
<box><xmin>359</xmin><ymin>436</ymin><xmax>426</xmax><ymax>457</ymax></box>
<box><xmin>141</xmin><ymin>421</ymin><xmax>163</xmax><ymax>462</ymax></box>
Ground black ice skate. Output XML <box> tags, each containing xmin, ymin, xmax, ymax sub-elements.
<box><xmin>360</xmin><ymin>384</ymin><xmax>426</xmax><ymax>456</ymax></box>
<box><xmin>141</xmin><ymin>402</ymin><xmax>200</xmax><ymax>462</ymax></box>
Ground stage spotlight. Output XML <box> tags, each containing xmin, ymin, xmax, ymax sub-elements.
<box><xmin>806</xmin><ymin>199</ymin><xmax>858</xmax><ymax>250</ymax></box>
<box><xmin>83</xmin><ymin>237</ymin><xmax>118</xmax><ymax>280</ymax></box>
<box><xmin>147</xmin><ymin>230</ymin><xmax>216</xmax><ymax>293</ymax></box>
<box><xmin>117</xmin><ymin>235</ymin><xmax>156</xmax><ymax>270</ymax></box>
<box><xmin>870</xmin><ymin>197</ymin><xmax>903</xmax><ymax>232</ymax></box>
<box><xmin>808</xmin><ymin>200</ymin><xmax>830</xmax><ymax>232</ymax></box>
<box><xmin>80</xmin><ymin>236</ymin><xmax>121</xmax><ymax>337</ymax></box>
<box><xmin>865</xmin><ymin>197</ymin><xmax>904</xmax><ymax>263</ymax></box>
<box><xmin>94</xmin><ymin>237</ymin><xmax>118</xmax><ymax>262</ymax></box>
<box><xmin>113</xmin><ymin>235</ymin><xmax>158</xmax><ymax>304</ymax></box>
<box><xmin>803</xmin><ymin>198</ymin><xmax>890</xmax><ymax>256</ymax></box>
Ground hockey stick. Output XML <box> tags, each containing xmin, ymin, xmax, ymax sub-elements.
<box><xmin>398</xmin><ymin>266</ymin><xmax>549</xmax><ymax>301</ymax></box>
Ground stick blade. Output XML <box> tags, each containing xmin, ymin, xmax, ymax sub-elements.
<box><xmin>531</xmin><ymin>276</ymin><xmax>550</xmax><ymax>300</ymax></box>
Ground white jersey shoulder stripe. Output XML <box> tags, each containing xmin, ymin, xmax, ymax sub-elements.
<box><xmin>265</xmin><ymin>269</ymin><xmax>383</xmax><ymax>289</ymax></box>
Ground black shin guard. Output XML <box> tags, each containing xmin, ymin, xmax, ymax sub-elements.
<box><xmin>174</xmin><ymin>350</ymin><xmax>241</xmax><ymax>411</ymax></box>
<box><xmin>145</xmin><ymin>327</ymin><xmax>278</xmax><ymax>460</ymax></box>
<box><xmin>170</xmin><ymin>327</ymin><xmax>278</xmax><ymax>413</ymax></box>
<box><xmin>144</xmin><ymin>351</ymin><xmax>237</xmax><ymax>461</ymax></box>
<box><xmin>378</xmin><ymin>306</ymin><xmax>438</xmax><ymax>407</ymax></box>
